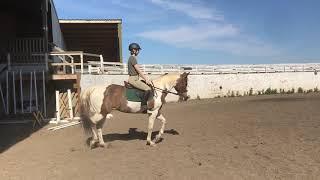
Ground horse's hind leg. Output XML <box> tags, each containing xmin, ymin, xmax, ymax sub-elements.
<box><xmin>96</xmin><ymin>117</ymin><xmax>106</xmax><ymax>147</ymax></box>
<box><xmin>155</xmin><ymin>113</ymin><xmax>166</xmax><ymax>143</ymax></box>
<box><xmin>90</xmin><ymin>113</ymin><xmax>106</xmax><ymax>147</ymax></box>
<box><xmin>90</xmin><ymin>125</ymin><xmax>99</xmax><ymax>148</ymax></box>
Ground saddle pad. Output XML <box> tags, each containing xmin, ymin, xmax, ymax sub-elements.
<box><xmin>125</xmin><ymin>88</ymin><xmax>145</xmax><ymax>103</ymax></box>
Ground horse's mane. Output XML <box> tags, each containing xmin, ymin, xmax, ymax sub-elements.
<box><xmin>152</xmin><ymin>73</ymin><xmax>180</xmax><ymax>83</ymax></box>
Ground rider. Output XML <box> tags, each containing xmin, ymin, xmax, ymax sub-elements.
<box><xmin>127</xmin><ymin>43</ymin><xmax>154</xmax><ymax>102</ymax></box>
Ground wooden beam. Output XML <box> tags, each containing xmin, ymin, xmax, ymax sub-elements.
<box><xmin>50</xmin><ymin>74</ymin><xmax>78</xmax><ymax>80</ymax></box>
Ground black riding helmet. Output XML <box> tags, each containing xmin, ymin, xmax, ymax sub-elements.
<box><xmin>128</xmin><ymin>43</ymin><xmax>141</xmax><ymax>51</ymax></box>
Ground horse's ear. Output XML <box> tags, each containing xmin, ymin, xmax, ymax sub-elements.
<box><xmin>183</xmin><ymin>72</ymin><xmax>190</xmax><ymax>77</ymax></box>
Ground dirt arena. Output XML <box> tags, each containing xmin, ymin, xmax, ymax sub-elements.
<box><xmin>1</xmin><ymin>93</ymin><xmax>320</xmax><ymax>180</ymax></box>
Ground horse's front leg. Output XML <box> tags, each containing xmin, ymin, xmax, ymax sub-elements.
<box><xmin>154</xmin><ymin>113</ymin><xmax>166</xmax><ymax>143</ymax></box>
<box><xmin>146</xmin><ymin>110</ymin><xmax>158</xmax><ymax>146</ymax></box>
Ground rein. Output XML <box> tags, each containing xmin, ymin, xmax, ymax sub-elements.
<box><xmin>150</xmin><ymin>81</ymin><xmax>180</xmax><ymax>96</ymax></box>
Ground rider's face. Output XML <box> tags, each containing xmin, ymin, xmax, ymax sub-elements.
<box><xmin>134</xmin><ymin>49</ymin><xmax>140</xmax><ymax>55</ymax></box>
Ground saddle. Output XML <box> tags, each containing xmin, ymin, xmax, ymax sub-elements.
<box><xmin>124</xmin><ymin>81</ymin><xmax>154</xmax><ymax>105</ymax></box>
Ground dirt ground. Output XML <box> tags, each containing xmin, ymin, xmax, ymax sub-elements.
<box><xmin>1</xmin><ymin>93</ymin><xmax>320</xmax><ymax>180</ymax></box>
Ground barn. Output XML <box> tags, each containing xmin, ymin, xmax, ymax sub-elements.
<box><xmin>0</xmin><ymin>0</ymin><xmax>122</xmax><ymax>119</ymax></box>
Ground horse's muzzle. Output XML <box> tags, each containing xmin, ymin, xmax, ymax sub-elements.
<box><xmin>179</xmin><ymin>92</ymin><xmax>190</xmax><ymax>102</ymax></box>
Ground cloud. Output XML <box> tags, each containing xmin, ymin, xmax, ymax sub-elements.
<box><xmin>138</xmin><ymin>23</ymin><xmax>280</xmax><ymax>56</ymax></box>
<box><xmin>139</xmin><ymin>0</ymin><xmax>280</xmax><ymax>56</ymax></box>
<box><xmin>149</xmin><ymin>0</ymin><xmax>224</xmax><ymax>21</ymax></box>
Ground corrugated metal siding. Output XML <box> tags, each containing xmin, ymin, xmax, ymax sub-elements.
<box><xmin>50</xmin><ymin>0</ymin><xmax>65</xmax><ymax>49</ymax></box>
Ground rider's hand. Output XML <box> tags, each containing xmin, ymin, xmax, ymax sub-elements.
<box><xmin>145</xmin><ymin>77</ymin><xmax>151</xmax><ymax>85</ymax></box>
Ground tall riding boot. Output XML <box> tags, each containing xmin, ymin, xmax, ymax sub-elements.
<box><xmin>144</xmin><ymin>90</ymin><xmax>154</xmax><ymax>101</ymax></box>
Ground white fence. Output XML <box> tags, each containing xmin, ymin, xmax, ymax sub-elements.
<box><xmin>87</xmin><ymin>61</ymin><xmax>320</xmax><ymax>75</ymax></box>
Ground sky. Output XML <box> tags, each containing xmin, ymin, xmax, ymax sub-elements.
<box><xmin>53</xmin><ymin>0</ymin><xmax>320</xmax><ymax>65</ymax></box>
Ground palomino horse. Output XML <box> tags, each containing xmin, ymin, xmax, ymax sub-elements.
<box><xmin>80</xmin><ymin>72</ymin><xmax>190</xmax><ymax>148</ymax></box>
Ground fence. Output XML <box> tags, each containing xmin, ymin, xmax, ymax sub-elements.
<box><xmin>7</xmin><ymin>38</ymin><xmax>48</xmax><ymax>67</ymax></box>
<box><xmin>86</xmin><ymin>62</ymin><xmax>320</xmax><ymax>75</ymax></box>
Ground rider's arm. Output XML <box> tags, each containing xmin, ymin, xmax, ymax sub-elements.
<box><xmin>134</xmin><ymin>64</ymin><xmax>149</xmax><ymax>82</ymax></box>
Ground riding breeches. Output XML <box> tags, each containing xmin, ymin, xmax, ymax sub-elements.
<box><xmin>128</xmin><ymin>75</ymin><xmax>151</xmax><ymax>91</ymax></box>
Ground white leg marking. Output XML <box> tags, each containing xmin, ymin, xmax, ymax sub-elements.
<box><xmin>97</xmin><ymin>128</ymin><xmax>105</xmax><ymax>147</ymax></box>
<box><xmin>155</xmin><ymin>114</ymin><xmax>166</xmax><ymax>142</ymax></box>
<box><xmin>146</xmin><ymin>110</ymin><xmax>158</xmax><ymax>146</ymax></box>
<box><xmin>90</xmin><ymin>125</ymin><xmax>98</xmax><ymax>148</ymax></box>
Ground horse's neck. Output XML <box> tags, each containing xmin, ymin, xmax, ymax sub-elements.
<box><xmin>153</xmin><ymin>74</ymin><xmax>178</xmax><ymax>90</ymax></box>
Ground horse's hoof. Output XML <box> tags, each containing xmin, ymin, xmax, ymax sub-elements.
<box><xmin>146</xmin><ymin>141</ymin><xmax>156</xmax><ymax>147</ymax></box>
<box><xmin>155</xmin><ymin>136</ymin><xmax>163</xmax><ymax>143</ymax></box>
<box><xmin>90</xmin><ymin>140</ymin><xmax>98</xmax><ymax>149</ymax></box>
<box><xmin>98</xmin><ymin>142</ymin><xmax>106</xmax><ymax>148</ymax></box>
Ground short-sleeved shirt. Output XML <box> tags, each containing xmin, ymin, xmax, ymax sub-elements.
<box><xmin>128</xmin><ymin>55</ymin><xmax>138</xmax><ymax>76</ymax></box>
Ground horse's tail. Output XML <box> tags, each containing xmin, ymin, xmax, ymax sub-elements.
<box><xmin>79</xmin><ymin>90</ymin><xmax>93</xmax><ymax>135</ymax></box>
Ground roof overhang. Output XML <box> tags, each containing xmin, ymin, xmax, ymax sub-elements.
<box><xmin>59</xmin><ymin>19</ymin><xmax>122</xmax><ymax>24</ymax></box>
<box><xmin>59</xmin><ymin>19</ymin><xmax>122</xmax><ymax>62</ymax></box>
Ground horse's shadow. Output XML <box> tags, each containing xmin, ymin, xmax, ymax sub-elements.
<box><xmin>86</xmin><ymin>128</ymin><xmax>179</xmax><ymax>146</ymax></box>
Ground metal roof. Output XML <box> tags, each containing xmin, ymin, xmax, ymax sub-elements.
<box><xmin>59</xmin><ymin>19</ymin><xmax>122</xmax><ymax>24</ymax></box>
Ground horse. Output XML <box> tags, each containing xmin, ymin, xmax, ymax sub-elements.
<box><xmin>80</xmin><ymin>72</ymin><xmax>190</xmax><ymax>148</ymax></box>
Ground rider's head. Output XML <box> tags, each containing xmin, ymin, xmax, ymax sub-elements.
<box><xmin>129</xmin><ymin>43</ymin><xmax>141</xmax><ymax>56</ymax></box>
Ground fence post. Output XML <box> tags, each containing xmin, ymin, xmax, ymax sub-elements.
<box><xmin>45</xmin><ymin>53</ymin><xmax>49</xmax><ymax>71</ymax></box>
<box><xmin>42</xmin><ymin>71</ymin><xmax>47</xmax><ymax>117</ymax></box>
<box><xmin>67</xmin><ymin>89</ymin><xmax>73</xmax><ymax>120</ymax></box>
<box><xmin>71</xmin><ymin>57</ymin><xmax>75</xmax><ymax>74</ymax></box>
<box><xmin>29</xmin><ymin>72</ymin><xmax>33</xmax><ymax>112</ymax></box>
<box><xmin>7</xmin><ymin>53</ymin><xmax>11</xmax><ymax>71</ymax></box>
<box><xmin>6</xmin><ymin>71</ymin><xmax>9</xmax><ymax>114</ymax></box>
<box><xmin>80</xmin><ymin>53</ymin><xmax>84</xmax><ymax>74</ymax></box>
<box><xmin>34</xmin><ymin>71</ymin><xmax>38</xmax><ymax>111</ymax></box>
<box><xmin>55</xmin><ymin>90</ymin><xmax>60</xmax><ymax>123</ymax></box>
<box><xmin>100</xmin><ymin>55</ymin><xmax>104</xmax><ymax>74</ymax></box>
<box><xmin>20</xmin><ymin>71</ymin><xmax>23</xmax><ymax>113</ymax></box>
<box><xmin>12</xmin><ymin>71</ymin><xmax>16</xmax><ymax>114</ymax></box>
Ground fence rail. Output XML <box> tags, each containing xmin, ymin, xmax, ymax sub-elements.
<box><xmin>86</xmin><ymin>62</ymin><xmax>320</xmax><ymax>75</ymax></box>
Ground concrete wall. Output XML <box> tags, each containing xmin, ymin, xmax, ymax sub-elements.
<box><xmin>81</xmin><ymin>72</ymin><xmax>320</xmax><ymax>102</ymax></box>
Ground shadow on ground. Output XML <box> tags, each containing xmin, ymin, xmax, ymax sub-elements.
<box><xmin>86</xmin><ymin>128</ymin><xmax>179</xmax><ymax>146</ymax></box>
<box><xmin>0</xmin><ymin>115</ymin><xmax>47</xmax><ymax>153</ymax></box>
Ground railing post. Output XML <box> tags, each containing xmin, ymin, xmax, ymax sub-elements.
<box><xmin>12</xmin><ymin>71</ymin><xmax>16</xmax><ymax>114</ymax></box>
<box><xmin>100</xmin><ymin>55</ymin><xmax>104</xmax><ymax>74</ymax></box>
<box><xmin>7</xmin><ymin>53</ymin><xmax>11</xmax><ymax>71</ymax></box>
<box><xmin>67</xmin><ymin>89</ymin><xmax>73</xmax><ymax>120</ymax></box>
<box><xmin>42</xmin><ymin>71</ymin><xmax>47</xmax><ymax>117</ymax></box>
<box><xmin>143</xmin><ymin>64</ymin><xmax>146</xmax><ymax>73</ymax></box>
<box><xmin>55</xmin><ymin>90</ymin><xmax>60</xmax><ymax>123</ymax></box>
<box><xmin>45</xmin><ymin>53</ymin><xmax>49</xmax><ymax>71</ymax></box>
<box><xmin>80</xmin><ymin>53</ymin><xmax>84</xmax><ymax>74</ymax></box>
<box><xmin>34</xmin><ymin>71</ymin><xmax>38</xmax><ymax>111</ymax></box>
<box><xmin>20</xmin><ymin>71</ymin><xmax>23</xmax><ymax>113</ymax></box>
<box><xmin>123</xmin><ymin>63</ymin><xmax>127</xmax><ymax>74</ymax></box>
<box><xmin>71</xmin><ymin>57</ymin><xmax>75</xmax><ymax>74</ymax></box>
<box><xmin>6</xmin><ymin>71</ymin><xmax>9</xmax><ymax>114</ymax></box>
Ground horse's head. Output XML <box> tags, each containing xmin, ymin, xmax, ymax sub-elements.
<box><xmin>174</xmin><ymin>72</ymin><xmax>190</xmax><ymax>101</ymax></box>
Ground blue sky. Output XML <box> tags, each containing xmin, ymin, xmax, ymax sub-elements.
<box><xmin>54</xmin><ymin>0</ymin><xmax>320</xmax><ymax>65</ymax></box>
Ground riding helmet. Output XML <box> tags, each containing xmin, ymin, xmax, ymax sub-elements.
<box><xmin>128</xmin><ymin>43</ymin><xmax>141</xmax><ymax>51</ymax></box>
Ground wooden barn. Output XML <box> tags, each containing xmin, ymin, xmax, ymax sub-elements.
<box><xmin>0</xmin><ymin>0</ymin><xmax>122</xmax><ymax>121</ymax></box>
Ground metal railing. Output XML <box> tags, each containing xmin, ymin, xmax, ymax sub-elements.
<box><xmin>86</xmin><ymin>62</ymin><xmax>320</xmax><ymax>75</ymax></box>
